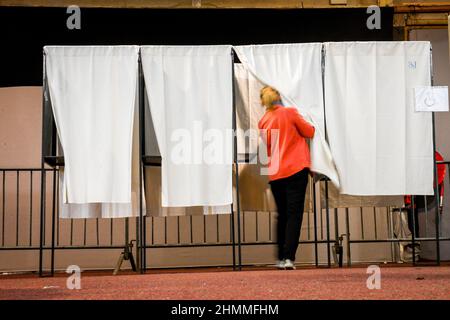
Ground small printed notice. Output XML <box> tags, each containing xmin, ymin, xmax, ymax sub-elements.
<box><xmin>414</xmin><ymin>86</ymin><xmax>449</xmax><ymax>112</ymax></box>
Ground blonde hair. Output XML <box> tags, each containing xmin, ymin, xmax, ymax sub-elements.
<box><xmin>260</xmin><ymin>86</ymin><xmax>281</xmax><ymax>110</ymax></box>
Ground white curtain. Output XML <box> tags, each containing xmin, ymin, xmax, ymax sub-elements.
<box><xmin>234</xmin><ymin>43</ymin><xmax>340</xmax><ymax>188</ymax></box>
<box><xmin>324</xmin><ymin>41</ymin><xmax>433</xmax><ymax>195</ymax></box>
<box><xmin>58</xmin><ymin>91</ymin><xmax>145</xmax><ymax>218</ymax></box>
<box><xmin>234</xmin><ymin>63</ymin><xmax>265</xmax><ymax>156</ymax></box>
<box><xmin>141</xmin><ymin>46</ymin><xmax>233</xmax><ymax>208</ymax></box>
<box><xmin>45</xmin><ymin>46</ymin><xmax>142</xmax><ymax>218</ymax></box>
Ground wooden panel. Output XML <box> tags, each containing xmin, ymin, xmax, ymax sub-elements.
<box><xmin>0</xmin><ymin>0</ymin><xmax>384</xmax><ymax>9</ymax></box>
<box><xmin>394</xmin><ymin>12</ymin><xmax>449</xmax><ymax>26</ymax></box>
<box><xmin>6</xmin><ymin>0</ymin><xmax>450</xmax><ymax>10</ymax></box>
<box><xmin>407</xmin><ymin>12</ymin><xmax>449</xmax><ymax>25</ymax></box>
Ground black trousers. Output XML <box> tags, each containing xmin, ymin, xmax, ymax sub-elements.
<box><xmin>270</xmin><ymin>168</ymin><xmax>309</xmax><ymax>261</ymax></box>
<box><xmin>407</xmin><ymin>206</ymin><xmax>420</xmax><ymax>238</ymax></box>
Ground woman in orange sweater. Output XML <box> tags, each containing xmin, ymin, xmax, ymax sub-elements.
<box><xmin>258</xmin><ymin>86</ymin><xmax>315</xmax><ymax>270</ymax></box>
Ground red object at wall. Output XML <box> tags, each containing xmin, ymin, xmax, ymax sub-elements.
<box><xmin>405</xmin><ymin>151</ymin><xmax>446</xmax><ymax>206</ymax></box>
<box><xmin>436</xmin><ymin>151</ymin><xmax>446</xmax><ymax>187</ymax></box>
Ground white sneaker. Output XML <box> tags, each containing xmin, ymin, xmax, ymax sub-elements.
<box><xmin>275</xmin><ymin>260</ymin><xmax>285</xmax><ymax>269</ymax></box>
<box><xmin>284</xmin><ymin>259</ymin><xmax>296</xmax><ymax>270</ymax></box>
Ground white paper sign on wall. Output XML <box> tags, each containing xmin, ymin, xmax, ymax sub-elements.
<box><xmin>414</xmin><ymin>86</ymin><xmax>449</xmax><ymax>112</ymax></box>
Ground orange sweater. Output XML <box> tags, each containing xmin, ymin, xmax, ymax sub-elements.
<box><xmin>258</xmin><ymin>105</ymin><xmax>315</xmax><ymax>181</ymax></box>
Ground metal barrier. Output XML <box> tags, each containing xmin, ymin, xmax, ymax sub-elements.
<box><xmin>0</xmin><ymin>168</ymin><xmax>338</xmax><ymax>274</ymax></box>
<box><xmin>0</xmin><ymin>168</ymin><xmax>137</xmax><ymax>275</ymax></box>
<box><xmin>1</xmin><ymin>166</ymin><xmax>448</xmax><ymax>274</ymax></box>
<box><xmin>344</xmin><ymin>161</ymin><xmax>450</xmax><ymax>266</ymax></box>
<box><xmin>1</xmin><ymin>169</ymin><xmax>41</xmax><ymax>251</ymax></box>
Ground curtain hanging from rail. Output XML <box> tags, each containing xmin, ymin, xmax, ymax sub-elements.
<box><xmin>234</xmin><ymin>43</ymin><xmax>340</xmax><ymax>189</ymax></box>
<box><xmin>141</xmin><ymin>62</ymin><xmax>282</xmax><ymax>215</ymax></box>
<box><xmin>141</xmin><ymin>45</ymin><xmax>233</xmax><ymax>208</ymax></box>
<box><xmin>45</xmin><ymin>46</ymin><xmax>143</xmax><ymax>218</ymax></box>
<box><xmin>324</xmin><ymin>41</ymin><xmax>434</xmax><ymax>196</ymax></box>
<box><xmin>58</xmin><ymin>92</ymin><xmax>145</xmax><ymax>218</ymax></box>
